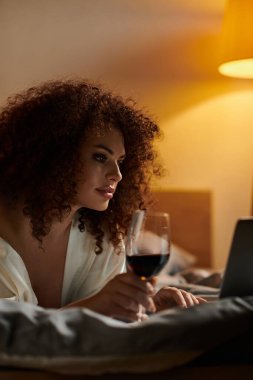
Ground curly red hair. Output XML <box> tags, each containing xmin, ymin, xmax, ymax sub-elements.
<box><xmin>0</xmin><ymin>79</ymin><xmax>162</xmax><ymax>253</ymax></box>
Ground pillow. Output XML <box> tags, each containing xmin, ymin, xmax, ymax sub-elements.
<box><xmin>161</xmin><ymin>243</ymin><xmax>197</xmax><ymax>275</ymax></box>
<box><xmin>180</xmin><ymin>269</ymin><xmax>224</xmax><ymax>288</ymax></box>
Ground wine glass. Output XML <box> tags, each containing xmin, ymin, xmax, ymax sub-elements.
<box><xmin>126</xmin><ymin>210</ymin><xmax>171</xmax><ymax>280</ymax></box>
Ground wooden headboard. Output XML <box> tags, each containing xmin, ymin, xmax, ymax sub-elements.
<box><xmin>151</xmin><ymin>190</ymin><xmax>212</xmax><ymax>268</ymax></box>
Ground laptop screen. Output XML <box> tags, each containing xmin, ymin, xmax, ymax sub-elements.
<box><xmin>219</xmin><ymin>218</ymin><xmax>253</xmax><ymax>298</ymax></box>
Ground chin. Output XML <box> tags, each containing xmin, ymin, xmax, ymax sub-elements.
<box><xmin>97</xmin><ymin>203</ymin><xmax>109</xmax><ymax>211</ymax></box>
<box><xmin>84</xmin><ymin>202</ymin><xmax>109</xmax><ymax>212</ymax></box>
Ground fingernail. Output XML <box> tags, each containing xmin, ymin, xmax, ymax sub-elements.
<box><xmin>147</xmin><ymin>283</ymin><xmax>155</xmax><ymax>294</ymax></box>
<box><xmin>149</xmin><ymin>300</ymin><xmax>156</xmax><ymax>312</ymax></box>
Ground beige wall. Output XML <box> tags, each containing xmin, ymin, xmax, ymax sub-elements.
<box><xmin>152</xmin><ymin>82</ymin><xmax>253</xmax><ymax>268</ymax></box>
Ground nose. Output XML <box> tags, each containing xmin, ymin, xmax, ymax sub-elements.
<box><xmin>107</xmin><ymin>162</ymin><xmax>122</xmax><ymax>183</ymax></box>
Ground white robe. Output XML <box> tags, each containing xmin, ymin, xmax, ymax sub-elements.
<box><xmin>0</xmin><ymin>217</ymin><xmax>126</xmax><ymax>306</ymax></box>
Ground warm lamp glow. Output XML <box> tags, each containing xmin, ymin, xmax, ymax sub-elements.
<box><xmin>218</xmin><ymin>0</ymin><xmax>253</xmax><ymax>216</ymax></box>
<box><xmin>218</xmin><ymin>0</ymin><xmax>253</xmax><ymax>79</ymax></box>
<box><xmin>219</xmin><ymin>59</ymin><xmax>253</xmax><ymax>79</ymax></box>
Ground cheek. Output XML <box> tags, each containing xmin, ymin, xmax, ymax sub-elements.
<box><xmin>79</xmin><ymin>163</ymin><xmax>95</xmax><ymax>181</ymax></box>
<box><xmin>78</xmin><ymin>166</ymin><xmax>99</xmax><ymax>189</ymax></box>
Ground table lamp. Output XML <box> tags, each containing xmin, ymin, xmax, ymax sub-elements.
<box><xmin>218</xmin><ymin>0</ymin><xmax>253</xmax><ymax>79</ymax></box>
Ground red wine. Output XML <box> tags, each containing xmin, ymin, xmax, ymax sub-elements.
<box><xmin>126</xmin><ymin>253</ymin><xmax>170</xmax><ymax>278</ymax></box>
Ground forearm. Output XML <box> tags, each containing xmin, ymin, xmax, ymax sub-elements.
<box><xmin>60</xmin><ymin>292</ymin><xmax>111</xmax><ymax>316</ymax></box>
<box><xmin>60</xmin><ymin>273</ymin><xmax>156</xmax><ymax>322</ymax></box>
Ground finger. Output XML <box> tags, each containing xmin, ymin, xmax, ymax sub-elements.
<box><xmin>114</xmin><ymin>282</ymin><xmax>156</xmax><ymax>313</ymax></box>
<box><xmin>179</xmin><ymin>291</ymin><xmax>196</xmax><ymax>307</ymax></box>
<box><xmin>192</xmin><ymin>296</ymin><xmax>200</xmax><ymax>305</ymax></box>
<box><xmin>107</xmin><ymin>274</ymin><xmax>156</xmax><ymax>312</ymax></box>
<box><xmin>119</xmin><ymin>288</ymin><xmax>156</xmax><ymax>313</ymax></box>
<box><xmin>119</xmin><ymin>273</ymin><xmax>155</xmax><ymax>296</ymax></box>
<box><xmin>112</xmin><ymin>298</ymin><xmax>152</xmax><ymax>322</ymax></box>
<box><xmin>120</xmin><ymin>275</ymin><xmax>155</xmax><ymax>297</ymax></box>
<box><xmin>196</xmin><ymin>296</ymin><xmax>208</xmax><ymax>303</ymax></box>
<box><xmin>180</xmin><ymin>292</ymin><xmax>208</xmax><ymax>307</ymax></box>
<box><xmin>166</xmin><ymin>288</ymin><xmax>188</xmax><ymax>308</ymax></box>
<box><xmin>110</xmin><ymin>301</ymin><xmax>141</xmax><ymax>322</ymax></box>
<box><xmin>137</xmin><ymin>305</ymin><xmax>149</xmax><ymax>322</ymax></box>
<box><xmin>177</xmin><ymin>289</ymin><xmax>208</xmax><ymax>307</ymax></box>
<box><xmin>137</xmin><ymin>312</ymin><xmax>149</xmax><ymax>322</ymax></box>
<box><xmin>113</xmin><ymin>291</ymin><xmax>140</xmax><ymax>313</ymax></box>
<box><xmin>150</xmin><ymin>276</ymin><xmax>158</xmax><ymax>287</ymax></box>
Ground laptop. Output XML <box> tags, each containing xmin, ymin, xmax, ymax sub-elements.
<box><xmin>160</xmin><ymin>218</ymin><xmax>253</xmax><ymax>300</ymax></box>
<box><xmin>219</xmin><ymin>217</ymin><xmax>253</xmax><ymax>298</ymax></box>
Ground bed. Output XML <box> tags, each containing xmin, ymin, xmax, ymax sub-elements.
<box><xmin>1</xmin><ymin>189</ymin><xmax>253</xmax><ymax>379</ymax></box>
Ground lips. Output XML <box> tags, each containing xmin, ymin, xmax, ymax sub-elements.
<box><xmin>96</xmin><ymin>186</ymin><xmax>115</xmax><ymax>200</ymax></box>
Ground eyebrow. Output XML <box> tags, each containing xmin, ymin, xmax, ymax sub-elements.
<box><xmin>95</xmin><ymin>144</ymin><xmax>126</xmax><ymax>158</ymax></box>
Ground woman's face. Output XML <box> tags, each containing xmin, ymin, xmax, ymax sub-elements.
<box><xmin>75</xmin><ymin>128</ymin><xmax>126</xmax><ymax>211</ymax></box>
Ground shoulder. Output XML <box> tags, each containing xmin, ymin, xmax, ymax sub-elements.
<box><xmin>0</xmin><ymin>237</ymin><xmax>37</xmax><ymax>303</ymax></box>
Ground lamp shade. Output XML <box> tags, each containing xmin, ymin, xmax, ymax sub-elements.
<box><xmin>218</xmin><ymin>0</ymin><xmax>253</xmax><ymax>78</ymax></box>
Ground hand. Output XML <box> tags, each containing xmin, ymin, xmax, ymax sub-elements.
<box><xmin>68</xmin><ymin>273</ymin><xmax>156</xmax><ymax>322</ymax></box>
<box><xmin>153</xmin><ymin>286</ymin><xmax>207</xmax><ymax>311</ymax></box>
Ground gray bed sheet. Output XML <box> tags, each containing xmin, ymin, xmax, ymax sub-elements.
<box><xmin>0</xmin><ymin>296</ymin><xmax>253</xmax><ymax>375</ymax></box>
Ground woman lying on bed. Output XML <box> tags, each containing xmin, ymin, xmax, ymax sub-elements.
<box><xmin>0</xmin><ymin>79</ymin><xmax>205</xmax><ymax>322</ymax></box>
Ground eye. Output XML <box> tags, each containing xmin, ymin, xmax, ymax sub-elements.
<box><xmin>93</xmin><ymin>153</ymin><xmax>107</xmax><ymax>163</ymax></box>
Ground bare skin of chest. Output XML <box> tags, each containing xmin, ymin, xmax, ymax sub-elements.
<box><xmin>23</xmin><ymin>244</ymin><xmax>67</xmax><ymax>308</ymax></box>
<box><xmin>0</xmin><ymin>201</ymin><xmax>74</xmax><ymax>309</ymax></box>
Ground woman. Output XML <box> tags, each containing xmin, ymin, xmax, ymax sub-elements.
<box><xmin>0</xmin><ymin>79</ymin><xmax>205</xmax><ymax>321</ymax></box>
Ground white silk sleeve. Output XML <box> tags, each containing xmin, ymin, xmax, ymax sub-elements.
<box><xmin>61</xmin><ymin>227</ymin><xmax>126</xmax><ymax>306</ymax></box>
<box><xmin>0</xmin><ymin>239</ymin><xmax>38</xmax><ymax>304</ymax></box>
